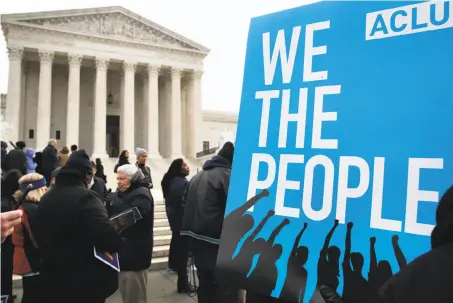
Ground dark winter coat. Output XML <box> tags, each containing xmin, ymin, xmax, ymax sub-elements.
<box><xmin>108</xmin><ymin>182</ymin><xmax>154</xmax><ymax>271</ymax></box>
<box><xmin>137</xmin><ymin>163</ymin><xmax>153</xmax><ymax>189</ymax></box>
<box><xmin>372</xmin><ymin>186</ymin><xmax>453</xmax><ymax>303</ymax></box>
<box><xmin>5</xmin><ymin>148</ymin><xmax>27</xmax><ymax>175</ymax></box>
<box><xmin>181</xmin><ymin>155</ymin><xmax>231</xmax><ymax>243</ymax></box>
<box><xmin>95</xmin><ymin>165</ymin><xmax>107</xmax><ymax>183</ymax></box>
<box><xmin>1</xmin><ymin>141</ymin><xmax>8</xmax><ymax>174</ymax></box>
<box><xmin>372</xmin><ymin>242</ymin><xmax>453</xmax><ymax>303</ymax></box>
<box><xmin>181</xmin><ymin>155</ymin><xmax>231</xmax><ymax>271</ymax></box>
<box><xmin>165</xmin><ymin>176</ymin><xmax>189</xmax><ymax>232</ymax></box>
<box><xmin>90</xmin><ymin>176</ymin><xmax>107</xmax><ymax>200</ymax></box>
<box><xmin>1</xmin><ymin>196</ymin><xmax>15</xmax><ymax>298</ymax></box>
<box><xmin>36</xmin><ymin>169</ymin><xmax>122</xmax><ymax>302</ymax></box>
<box><xmin>41</xmin><ymin>145</ymin><xmax>58</xmax><ymax>183</ymax></box>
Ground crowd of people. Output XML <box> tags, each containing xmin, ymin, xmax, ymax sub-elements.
<box><xmin>0</xmin><ymin>140</ymin><xmax>157</xmax><ymax>303</ymax></box>
<box><xmin>2</xmin><ymin>137</ymin><xmax>453</xmax><ymax>303</ymax></box>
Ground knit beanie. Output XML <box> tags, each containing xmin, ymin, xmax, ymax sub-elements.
<box><xmin>65</xmin><ymin>149</ymin><xmax>92</xmax><ymax>175</ymax></box>
<box><xmin>218</xmin><ymin>141</ymin><xmax>235</xmax><ymax>165</ymax></box>
<box><xmin>135</xmin><ymin>147</ymin><xmax>147</xmax><ymax>158</ymax></box>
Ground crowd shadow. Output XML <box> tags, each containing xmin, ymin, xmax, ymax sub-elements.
<box><xmin>217</xmin><ymin>190</ymin><xmax>408</xmax><ymax>303</ymax></box>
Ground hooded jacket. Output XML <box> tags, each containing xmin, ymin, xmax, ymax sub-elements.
<box><xmin>181</xmin><ymin>155</ymin><xmax>231</xmax><ymax>244</ymax></box>
<box><xmin>25</xmin><ymin>149</ymin><xmax>37</xmax><ymax>174</ymax></box>
<box><xmin>371</xmin><ymin>186</ymin><xmax>453</xmax><ymax>303</ymax></box>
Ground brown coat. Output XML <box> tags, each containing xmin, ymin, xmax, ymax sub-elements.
<box><xmin>58</xmin><ymin>153</ymin><xmax>69</xmax><ymax>167</ymax></box>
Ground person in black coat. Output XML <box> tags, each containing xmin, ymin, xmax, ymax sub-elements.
<box><xmin>95</xmin><ymin>158</ymin><xmax>107</xmax><ymax>183</ymax></box>
<box><xmin>181</xmin><ymin>142</ymin><xmax>238</xmax><ymax>303</ymax></box>
<box><xmin>135</xmin><ymin>148</ymin><xmax>153</xmax><ymax>189</ymax></box>
<box><xmin>108</xmin><ymin>164</ymin><xmax>154</xmax><ymax>303</ymax></box>
<box><xmin>5</xmin><ymin>141</ymin><xmax>27</xmax><ymax>175</ymax></box>
<box><xmin>41</xmin><ymin>139</ymin><xmax>58</xmax><ymax>186</ymax></box>
<box><xmin>1</xmin><ymin>141</ymin><xmax>8</xmax><ymax>175</ymax></box>
<box><xmin>36</xmin><ymin>150</ymin><xmax>122</xmax><ymax>303</ymax></box>
<box><xmin>161</xmin><ymin>158</ymin><xmax>191</xmax><ymax>292</ymax></box>
<box><xmin>1</xmin><ymin>169</ymin><xmax>22</xmax><ymax>303</ymax></box>
<box><xmin>89</xmin><ymin>161</ymin><xmax>108</xmax><ymax>199</ymax></box>
<box><xmin>319</xmin><ymin>185</ymin><xmax>453</xmax><ymax>303</ymax></box>
<box><xmin>114</xmin><ymin>150</ymin><xmax>130</xmax><ymax>173</ymax></box>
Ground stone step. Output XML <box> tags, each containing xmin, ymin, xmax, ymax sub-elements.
<box><xmin>154</xmin><ymin>235</ymin><xmax>171</xmax><ymax>246</ymax></box>
<box><xmin>152</xmin><ymin>245</ymin><xmax>170</xmax><ymax>258</ymax></box>
<box><xmin>155</xmin><ymin>211</ymin><xmax>167</xmax><ymax>220</ymax></box>
<box><xmin>154</xmin><ymin>218</ymin><xmax>169</xmax><ymax>227</ymax></box>
<box><xmin>155</xmin><ymin>204</ymin><xmax>165</xmax><ymax>212</ymax></box>
<box><xmin>154</xmin><ymin>226</ymin><xmax>171</xmax><ymax>236</ymax></box>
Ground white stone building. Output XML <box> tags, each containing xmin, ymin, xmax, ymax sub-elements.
<box><xmin>1</xmin><ymin>6</ymin><xmax>211</xmax><ymax>160</ymax></box>
<box><xmin>1</xmin><ymin>6</ymin><xmax>240</xmax><ymax>270</ymax></box>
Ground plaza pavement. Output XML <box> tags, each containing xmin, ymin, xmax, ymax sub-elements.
<box><xmin>13</xmin><ymin>270</ymin><xmax>198</xmax><ymax>303</ymax></box>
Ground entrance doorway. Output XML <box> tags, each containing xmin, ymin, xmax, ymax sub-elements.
<box><xmin>107</xmin><ymin>115</ymin><xmax>120</xmax><ymax>158</ymax></box>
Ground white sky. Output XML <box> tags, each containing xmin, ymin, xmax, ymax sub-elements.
<box><xmin>0</xmin><ymin>0</ymin><xmax>317</xmax><ymax>113</ymax></box>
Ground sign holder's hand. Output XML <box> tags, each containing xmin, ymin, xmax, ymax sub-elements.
<box><xmin>1</xmin><ymin>210</ymin><xmax>23</xmax><ymax>242</ymax></box>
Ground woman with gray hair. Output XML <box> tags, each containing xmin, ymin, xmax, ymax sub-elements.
<box><xmin>108</xmin><ymin>164</ymin><xmax>154</xmax><ymax>303</ymax></box>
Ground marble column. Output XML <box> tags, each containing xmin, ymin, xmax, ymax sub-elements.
<box><xmin>66</xmin><ymin>54</ymin><xmax>82</xmax><ymax>147</ymax></box>
<box><xmin>20</xmin><ymin>63</ymin><xmax>28</xmax><ymax>140</ymax></box>
<box><xmin>5</xmin><ymin>47</ymin><xmax>23</xmax><ymax>143</ymax></box>
<box><xmin>170</xmin><ymin>68</ymin><xmax>183</xmax><ymax>159</ymax></box>
<box><xmin>145</xmin><ymin>65</ymin><xmax>161</xmax><ymax>158</ymax></box>
<box><xmin>186</xmin><ymin>70</ymin><xmax>203</xmax><ymax>158</ymax></box>
<box><xmin>119</xmin><ymin>72</ymin><xmax>125</xmax><ymax>150</ymax></box>
<box><xmin>92</xmin><ymin>58</ymin><xmax>109</xmax><ymax>158</ymax></box>
<box><xmin>36</xmin><ymin>51</ymin><xmax>54</xmax><ymax>150</ymax></box>
<box><xmin>121</xmin><ymin>62</ymin><xmax>136</xmax><ymax>155</ymax></box>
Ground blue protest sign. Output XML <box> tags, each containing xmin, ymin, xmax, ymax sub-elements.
<box><xmin>216</xmin><ymin>1</ymin><xmax>453</xmax><ymax>302</ymax></box>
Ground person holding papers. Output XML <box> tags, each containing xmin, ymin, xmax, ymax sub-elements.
<box><xmin>108</xmin><ymin>164</ymin><xmax>154</xmax><ymax>303</ymax></box>
<box><xmin>36</xmin><ymin>150</ymin><xmax>122</xmax><ymax>303</ymax></box>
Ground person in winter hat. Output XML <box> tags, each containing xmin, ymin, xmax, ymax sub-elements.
<box><xmin>1</xmin><ymin>141</ymin><xmax>8</xmax><ymax>174</ymax></box>
<box><xmin>4</xmin><ymin>141</ymin><xmax>27</xmax><ymax>175</ymax></box>
<box><xmin>135</xmin><ymin>147</ymin><xmax>153</xmax><ymax>189</ymax></box>
<box><xmin>108</xmin><ymin>164</ymin><xmax>154</xmax><ymax>303</ymax></box>
<box><xmin>217</xmin><ymin>141</ymin><xmax>234</xmax><ymax>165</ymax></box>
<box><xmin>25</xmin><ymin>148</ymin><xmax>37</xmax><ymax>174</ymax></box>
<box><xmin>36</xmin><ymin>149</ymin><xmax>121</xmax><ymax>303</ymax></box>
<box><xmin>181</xmin><ymin>141</ymin><xmax>238</xmax><ymax>303</ymax></box>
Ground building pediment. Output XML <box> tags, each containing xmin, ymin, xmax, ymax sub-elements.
<box><xmin>1</xmin><ymin>7</ymin><xmax>209</xmax><ymax>54</ymax></box>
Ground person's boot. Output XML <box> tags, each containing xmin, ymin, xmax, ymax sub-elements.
<box><xmin>177</xmin><ymin>278</ymin><xmax>195</xmax><ymax>294</ymax></box>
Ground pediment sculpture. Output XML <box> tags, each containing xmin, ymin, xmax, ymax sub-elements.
<box><xmin>20</xmin><ymin>12</ymin><xmax>197</xmax><ymax>50</ymax></box>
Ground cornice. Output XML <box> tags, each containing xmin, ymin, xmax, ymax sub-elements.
<box><xmin>2</xmin><ymin>21</ymin><xmax>207</xmax><ymax>59</ymax></box>
<box><xmin>0</xmin><ymin>6</ymin><xmax>210</xmax><ymax>53</ymax></box>
<box><xmin>202</xmin><ymin>110</ymin><xmax>238</xmax><ymax>123</ymax></box>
